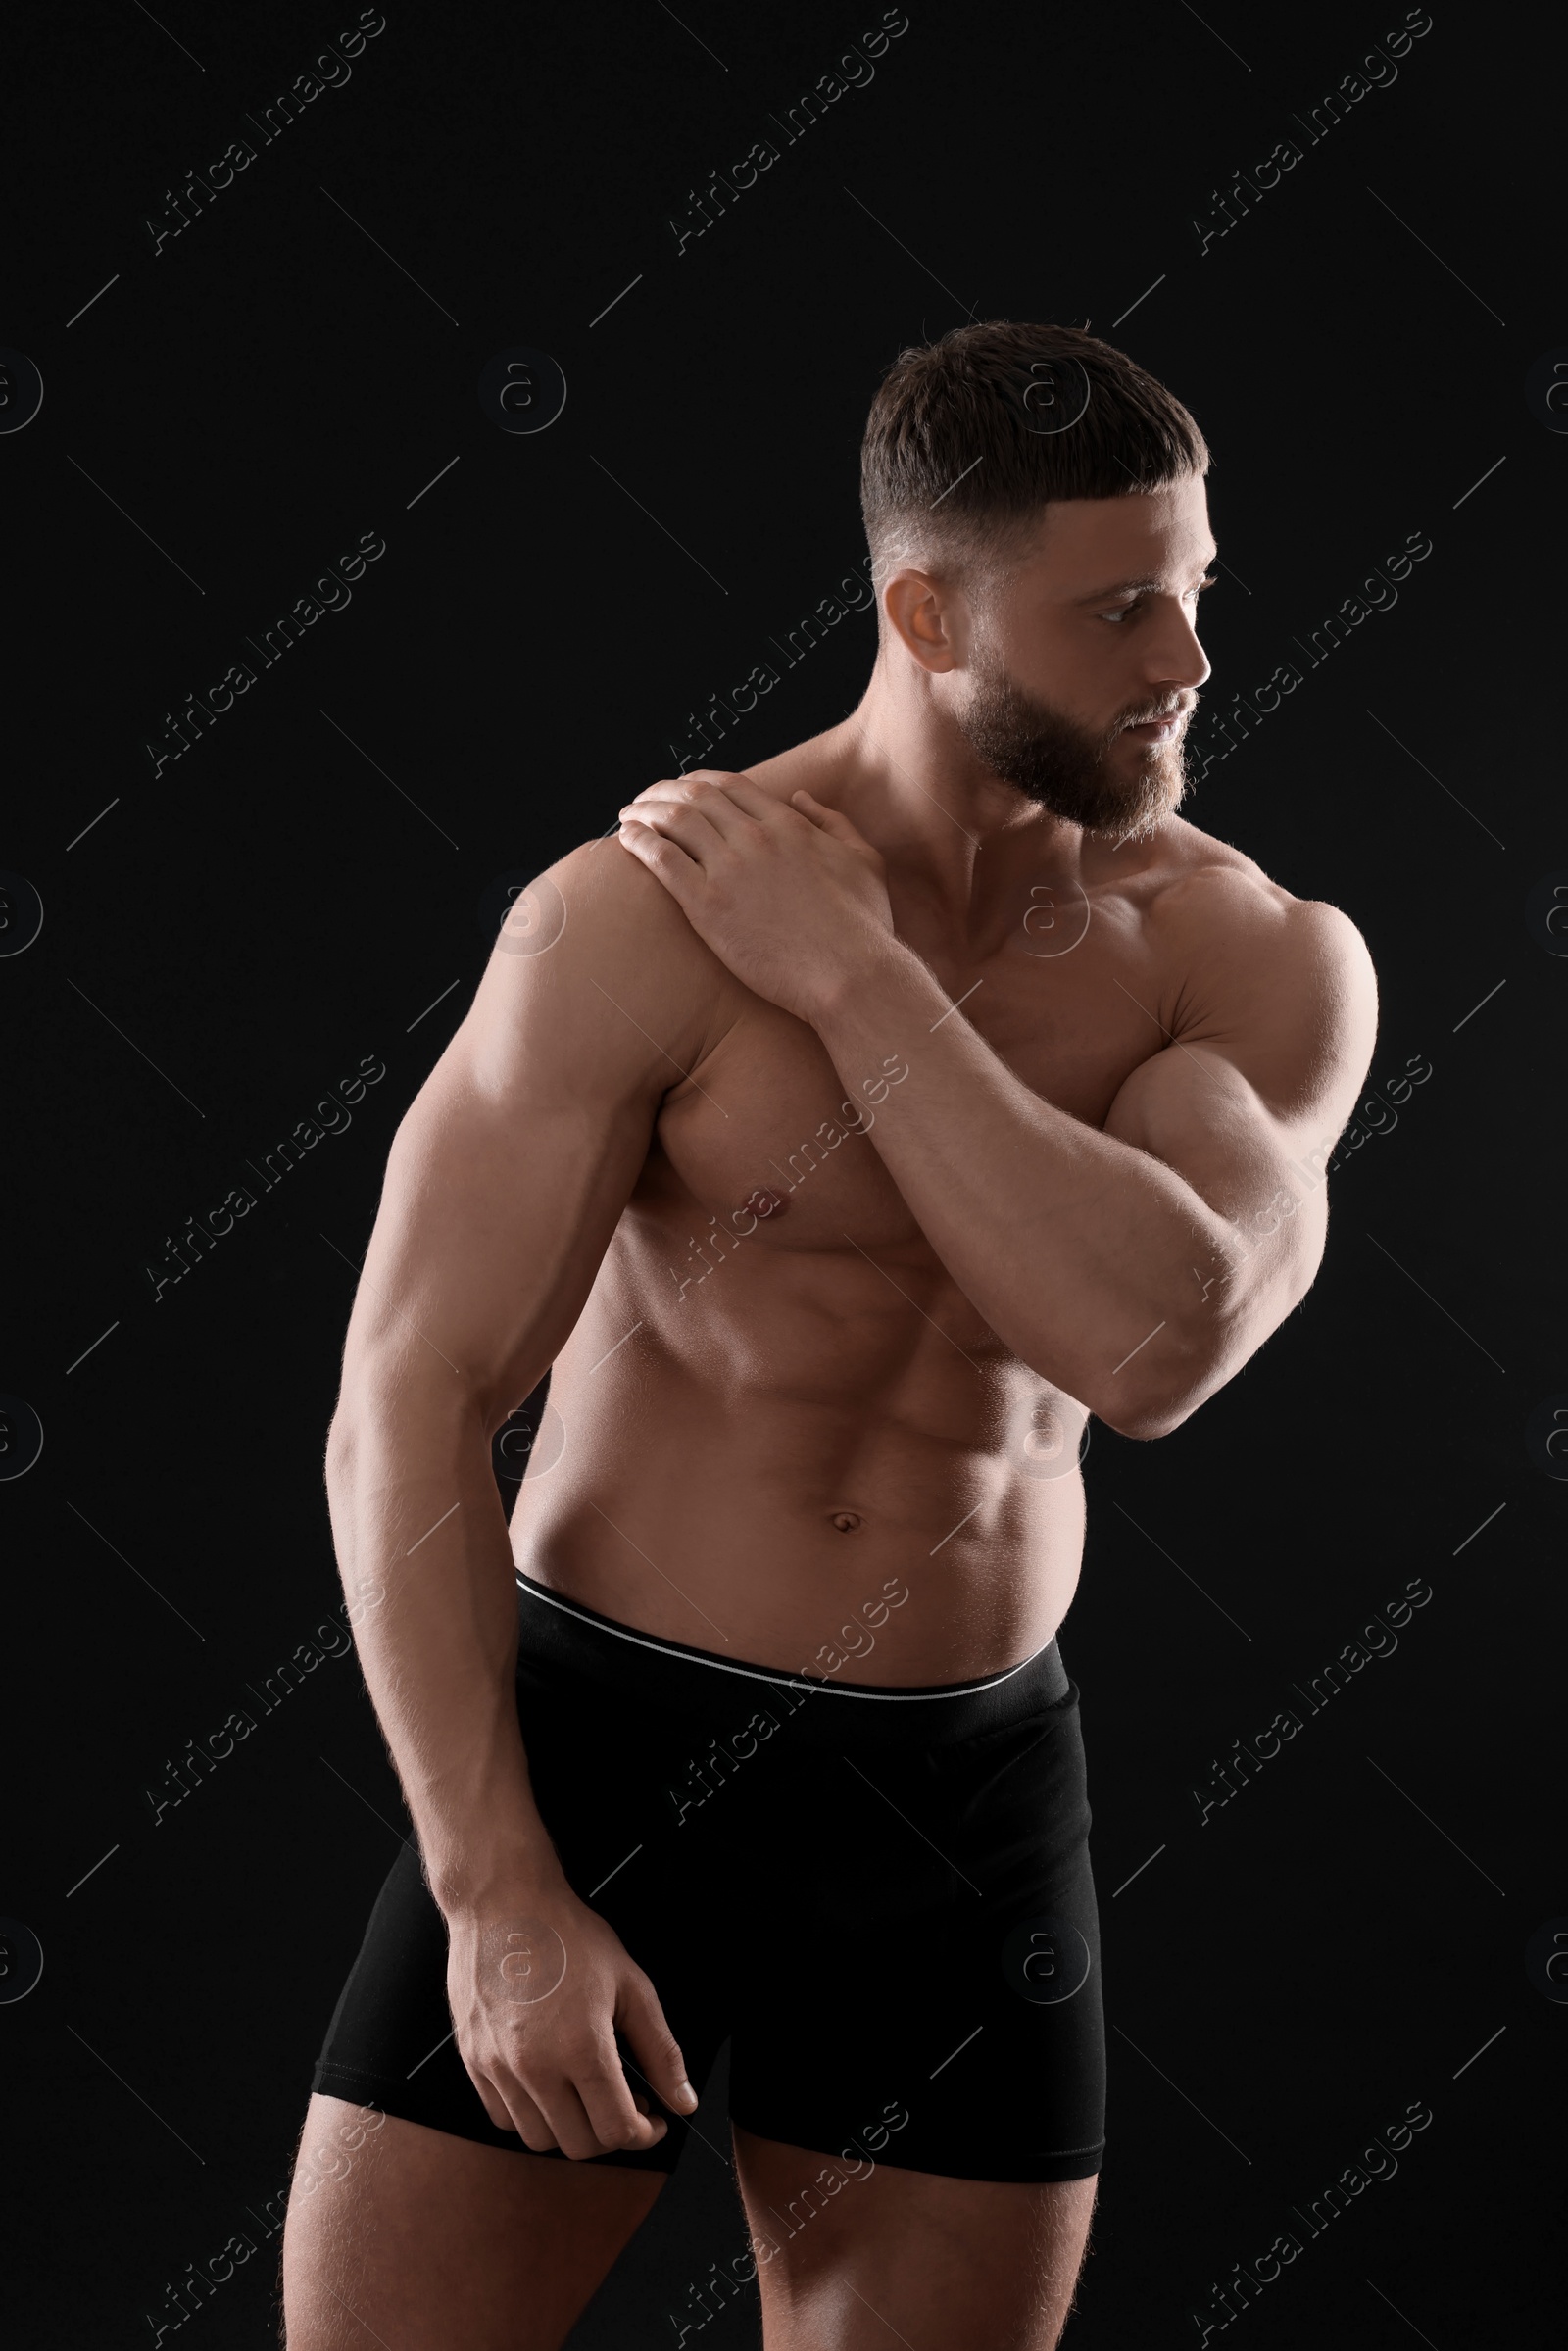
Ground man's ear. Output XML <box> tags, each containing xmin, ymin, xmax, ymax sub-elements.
<box><xmin>882</xmin><ymin>567</ymin><xmax>962</xmax><ymax>673</ymax></box>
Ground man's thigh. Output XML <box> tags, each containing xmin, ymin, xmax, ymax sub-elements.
<box><xmin>730</xmin><ymin>2122</ymin><xmax>1097</xmax><ymax>2351</ymax></box>
<box><xmin>280</xmin><ymin>2092</ymin><xmax>665</xmax><ymax>2351</ymax></box>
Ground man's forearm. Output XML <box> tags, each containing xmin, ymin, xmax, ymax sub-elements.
<box><xmin>325</xmin><ymin>1387</ymin><xmax>566</xmax><ymax>1913</ymax></box>
<box><xmin>809</xmin><ymin>940</ymin><xmax>1233</xmax><ymax>1431</ymax></box>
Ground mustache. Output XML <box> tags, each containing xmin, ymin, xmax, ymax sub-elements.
<box><xmin>1116</xmin><ymin>693</ymin><xmax>1197</xmax><ymax>730</ymax></box>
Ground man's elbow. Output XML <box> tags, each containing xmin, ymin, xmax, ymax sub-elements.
<box><xmin>1102</xmin><ymin>1396</ymin><xmax>1197</xmax><ymax>1442</ymax></box>
<box><xmin>1091</xmin><ymin>1326</ymin><xmax>1221</xmax><ymax>1441</ymax></box>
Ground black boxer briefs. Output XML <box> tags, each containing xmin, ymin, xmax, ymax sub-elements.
<box><xmin>309</xmin><ymin>1569</ymin><xmax>1106</xmax><ymax>2184</ymax></box>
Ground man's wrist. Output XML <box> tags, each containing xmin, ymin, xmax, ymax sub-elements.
<box><xmin>427</xmin><ymin>1836</ymin><xmax>569</xmax><ymax>1919</ymax></box>
<box><xmin>806</xmin><ymin>930</ymin><xmax>926</xmax><ymax>1033</ymax></box>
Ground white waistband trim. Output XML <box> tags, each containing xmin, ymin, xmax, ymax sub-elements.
<box><xmin>514</xmin><ymin>1572</ymin><xmax>1054</xmax><ymax>1702</ymax></box>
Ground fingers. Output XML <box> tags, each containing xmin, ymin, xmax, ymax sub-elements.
<box><xmin>617</xmin><ymin>1970</ymin><xmax>699</xmax><ymax>2117</ymax></box>
<box><xmin>616</xmin><ymin>818</ymin><xmax>701</xmax><ymax>901</ymax></box>
<box><xmin>568</xmin><ymin>2034</ymin><xmax>671</xmax><ymax>2156</ymax></box>
<box><xmin>472</xmin><ymin>2068</ymin><xmax>559</xmax><ymax>2152</ymax></box>
<box><xmin>619</xmin><ymin>790</ymin><xmax>749</xmax><ymax>856</ymax></box>
<box><xmin>478</xmin><ymin>2053</ymin><xmax>668</xmax><ymax>2160</ymax></box>
<box><xmin>621</xmin><ymin>771</ymin><xmax>784</xmax><ymax>839</ymax></box>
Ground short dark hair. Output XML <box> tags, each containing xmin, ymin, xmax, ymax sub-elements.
<box><xmin>858</xmin><ymin>319</ymin><xmax>1210</xmax><ymax>618</ymax></box>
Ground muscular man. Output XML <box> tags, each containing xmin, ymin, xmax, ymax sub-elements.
<box><xmin>283</xmin><ymin>321</ymin><xmax>1377</xmax><ymax>2349</ymax></box>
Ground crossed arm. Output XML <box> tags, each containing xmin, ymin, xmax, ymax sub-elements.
<box><xmin>616</xmin><ymin>771</ymin><xmax>1379</xmax><ymax>1440</ymax></box>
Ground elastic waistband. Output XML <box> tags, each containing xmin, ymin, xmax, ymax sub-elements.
<box><xmin>514</xmin><ymin>1569</ymin><xmax>1072</xmax><ymax>1748</ymax></box>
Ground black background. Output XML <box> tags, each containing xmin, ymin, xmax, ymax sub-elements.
<box><xmin>3</xmin><ymin>1</ymin><xmax>1562</xmax><ymax>2343</ymax></box>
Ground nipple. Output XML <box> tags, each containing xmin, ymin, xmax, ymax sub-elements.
<box><xmin>830</xmin><ymin>1511</ymin><xmax>863</xmax><ymax>1533</ymax></box>
<box><xmin>741</xmin><ymin>1187</ymin><xmax>788</xmax><ymax>1220</ymax></box>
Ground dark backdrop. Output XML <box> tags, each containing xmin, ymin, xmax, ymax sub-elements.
<box><xmin>3</xmin><ymin>2</ymin><xmax>1561</xmax><ymax>2344</ymax></box>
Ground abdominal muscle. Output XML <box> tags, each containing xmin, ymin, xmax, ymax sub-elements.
<box><xmin>506</xmin><ymin>1238</ymin><xmax>1090</xmax><ymax>1688</ymax></box>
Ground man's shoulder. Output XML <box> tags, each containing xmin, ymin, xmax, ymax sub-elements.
<box><xmin>536</xmin><ymin>831</ymin><xmax>714</xmax><ymax>957</ymax></box>
<box><xmin>1140</xmin><ymin>818</ymin><xmax>1377</xmax><ymax>1093</ymax></box>
<box><xmin>513</xmin><ymin>830</ymin><xmax>740</xmax><ymax>1061</ymax></box>
<box><xmin>1145</xmin><ymin>814</ymin><xmax>1372</xmax><ymax>974</ymax></box>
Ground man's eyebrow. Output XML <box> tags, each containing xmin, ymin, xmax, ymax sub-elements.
<box><xmin>1070</xmin><ymin>555</ymin><xmax>1220</xmax><ymax>605</ymax></box>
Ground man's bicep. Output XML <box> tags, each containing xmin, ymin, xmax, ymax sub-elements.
<box><xmin>335</xmin><ymin>841</ymin><xmax>721</xmax><ymax>1428</ymax></box>
<box><xmin>1102</xmin><ymin>897</ymin><xmax>1378</xmax><ymax>1298</ymax></box>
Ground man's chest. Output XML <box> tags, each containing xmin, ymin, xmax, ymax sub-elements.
<box><xmin>640</xmin><ymin>917</ymin><xmax>1178</xmax><ymax>1259</ymax></box>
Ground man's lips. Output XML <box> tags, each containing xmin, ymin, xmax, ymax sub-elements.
<box><xmin>1123</xmin><ymin>709</ymin><xmax>1185</xmax><ymax>737</ymax></box>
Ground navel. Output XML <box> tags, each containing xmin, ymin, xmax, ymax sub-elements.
<box><xmin>741</xmin><ymin>1187</ymin><xmax>788</xmax><ymax>1220</ymax></box>
<box><xmin>830</xmin><ymin>1511</ymin><xmax>863</xmax><ymax>1534</ymax></box>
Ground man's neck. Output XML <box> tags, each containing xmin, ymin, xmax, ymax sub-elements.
<box><xmin>783</xmin><ymin>665</ymin><xmax>1095</xmax><ymax>936</ymax></box>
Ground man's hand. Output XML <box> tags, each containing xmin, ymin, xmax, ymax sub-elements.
<box><xmin>445</xmin><ymin>1874</ymin><xmax>698</xmax><ymax>2158</ymax></box>
<box><xmin>615</xmin><ymin>769</ymin><xmax>897</xmax><ymax>1023</ymax></box>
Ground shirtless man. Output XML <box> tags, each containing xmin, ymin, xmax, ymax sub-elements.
<box><xmin>282</xmin><ymin>321</ymin><xmax>1377</xmax><ymax>2349</ymax></box>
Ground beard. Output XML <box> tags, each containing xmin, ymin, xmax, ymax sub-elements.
<box><xmin>954</xmin><ymin>637</ymin><xmax>1196</xmax><ymax>842</ymax></box>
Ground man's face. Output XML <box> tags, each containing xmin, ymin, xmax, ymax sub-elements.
<box><xmin>950</xmin><ymin>476</ymin><xmax>1216</xmax><ymax>842</ymax></box>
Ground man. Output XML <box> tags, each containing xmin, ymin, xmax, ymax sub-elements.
<box><xmin>284</xmin><ymin>320</ymin><xmax>1377</xmax><ymax>2349</ymax></box>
